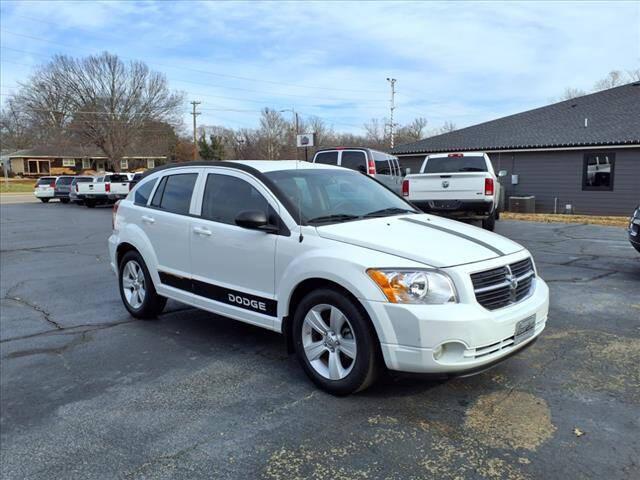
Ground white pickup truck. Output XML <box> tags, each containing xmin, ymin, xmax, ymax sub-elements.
<box><xmin>402</xmin><ymin>152</ymin><xmax>506</xmax><ymax>231</ymax></box>
<box><xmin>78</xmin><ymin>173</ymin><xmax>134</xmax><ymax>208</ymax></box>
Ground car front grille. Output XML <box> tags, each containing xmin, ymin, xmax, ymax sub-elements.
<box><xmin>470</xmin><ymin>257</ymin><xmax>535</xmax><ymax>310</ymax></box>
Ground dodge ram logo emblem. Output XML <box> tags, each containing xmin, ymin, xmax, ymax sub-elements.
<box><xmin>505</xmin><ymin>266</ymin><xmax>518</xmax><ymax>300</ymax></box>
<box><xmin>442</xmin><ymin>180</ymin><xmax>449</xmax><ymax>188</ymax></box>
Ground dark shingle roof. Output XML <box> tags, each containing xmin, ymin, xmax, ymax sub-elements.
<box><xmin>392</xmin><ymin>82</ymin><xmax>640</xmax><ymax>155</ymax></box>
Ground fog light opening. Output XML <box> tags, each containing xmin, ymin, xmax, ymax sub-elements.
<box><xmin>433</xmin><ymin>344</ymin><xmax>444</xmax><ymax>361</ymax></box>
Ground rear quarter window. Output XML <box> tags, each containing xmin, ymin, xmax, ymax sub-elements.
<box><xmin>134</xmin><ymin>178</ymin><xmax>158</xmax><ymax>206</ymax></box>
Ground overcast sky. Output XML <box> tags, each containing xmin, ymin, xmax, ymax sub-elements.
<box><xmin>1</xmin><ymin>0</ymin><xmax>639</xmax><ymax>134</ymax></box>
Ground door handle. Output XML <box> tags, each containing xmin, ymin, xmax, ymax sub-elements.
<box><xmin>193</xmin><ymin>226</ymin><xmax>212</xmax><ymax>237</ymax></box>
<box><xmin>141</xmin><ymin>215</ymin><xmax>155</xmax><ymax>224</ymax></box>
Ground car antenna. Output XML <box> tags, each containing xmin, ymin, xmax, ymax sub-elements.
<box><xmin>297</xmin><ymin>159</ymin><xmax>304</xmax><ymax>242</ymax></box>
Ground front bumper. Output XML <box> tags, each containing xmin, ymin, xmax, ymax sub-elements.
<box><xmin>368</xmin><ymin>275</ymin><xmax>549</xmax><ymax>374</ymax></box>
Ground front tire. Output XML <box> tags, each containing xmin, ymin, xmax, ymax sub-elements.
<box><xmin>118</xmin><ymin>251</ymin><xmax>167</xmax><ymax>319</ymax></box>
<box><xmin>40</xmin><ymin>198</ymin><xmax>49</xmax><ymax>203</ymax></box>
<box><xmin>293</xmin><ymin>288</ymin><xmax>381</xmax><ymax>395</ymax></box>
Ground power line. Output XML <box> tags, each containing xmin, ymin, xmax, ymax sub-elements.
<box><xmin>0</xmin><ymin>27</ymin><xmax>386</xmax><ymax>94</ymax></box>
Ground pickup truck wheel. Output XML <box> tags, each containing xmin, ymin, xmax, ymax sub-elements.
<box><xmin>293</xmin><ymin>288</ymin><xmax>381</xmax><ymax>395</ymax></box>
<box><xmin>482</xmin><ymin>212</ymin><xmax>496</xmax><ymax>231</ymax></box>
<box><xmin>85</xmin><ymin>200</ymin><xmax>96</xmax><ymax>208</ymax></box>
<box><xmin>119</xmin><ymin>251</ymin><xmax>167</xmax><ymax>319</ymax></box>
<box><xmin>40</xmin><ymin>198</ymin><xmax>49</xmax><ymax>203</ymax></box>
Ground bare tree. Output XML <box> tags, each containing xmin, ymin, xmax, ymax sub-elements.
<box><xmin>363</xmin><ymin>118</ymin><xmax>386</xmax><ymax>148</ymax></box>
<box><xmin>258</xmin><ymin>108</ymin><xmax>288</xmax><ymax>160</ymax></box>
<box><xmin>9</xmin><ymin>52</ymin><xmax>184</xmax><ymax>171</ymax></box>
<box><xmin>396</xmin><ymin>117</ymin><xmax>428</xmax><ymax>144</ymax></box>
<box><xmin>558</xmin><ymin>87</ymin><xmax>588</xmax><ymax>101</ymax></box>
<box><xmin>627</xmin><ymin>68</ymin><xmax>640</xmax><ymax>82</ymax></box>
<box><xmin>593</xmin><ymin>70</ymin><xmax>627</xmax><ymax>91</ymax></box>
<box><xmin>438</xmin><ymin>121</ymin><xmax>457</xmax><ymax>134</ymax></box>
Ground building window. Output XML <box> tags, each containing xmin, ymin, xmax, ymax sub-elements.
<box><xmin>82</xmin><ymin>158</ymin><xmax>91</xmax><ymax>169</ymax></box>
<box><xmin>582</xmin><ymin>152</ymin><xmax>615</xmax><ymax>191</ymax></box>
<box><xmin>120</xmin><ymin>159</ymin><xmax>129</xmax><ymax>170</ymax></box>
<box><xmin>62</xmin><ymin>159</ymin><xmax>76</xmax><ymax>167</ymax></box>
<box><xmin>147</xmin><ymin>159</ymin><xmax>155</xmax><ymax>169</ymax></box>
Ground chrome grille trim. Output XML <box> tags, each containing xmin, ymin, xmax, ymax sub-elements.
<box><xmin>470</xmin><ymin>257</ymin><xmax>535</xmax><ymax>310</ymax></box>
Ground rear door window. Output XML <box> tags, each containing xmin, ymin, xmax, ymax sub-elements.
<box><xmin>372</xmin><ymin>150</ymin><xmax>394</xmax><ymax>176</ymax></box>
<box><xmin>314</xmin><ymin>151</ymin><xmax>339</xmax><ymax>165</ymax></box>
<box><xmin>340</xmin><ymin>150</ymin><xmax>367</xmax><ymax>173</ymax></box>
<box><xmin>151</xmin><ymin>173</ymin><xmax>197</xmax><ymax>215</ymax></box>
<box><xmin>424</xmin><ymin>156</ymin><xmax>488</xmax><ymax>173</ymax></box>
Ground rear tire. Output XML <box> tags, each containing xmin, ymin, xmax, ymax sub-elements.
<box><xmin>40</xmin><ymin>198</ymin><xmax>49</xmax><ymax>203</ymax></box>
<box><xmin>118</xmin><ymin>251</ymin><xmax>167</xmax><ymax>319</ymax></box>
<box><xmin>85</xmin><ymin>199</ymin><xmax>96</xmax><ymax>208</ymax></box>
<box><xmin>482</xmin><ymin>211</ymin><xmax>496</xmax><ymax>231</ymax></box>
<box><xmin>293</xmin><ymin>288</ymin><xmax>381</xmax><ymax>395</ymax></box>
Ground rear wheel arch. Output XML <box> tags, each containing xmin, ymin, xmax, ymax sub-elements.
<box><xmin>282</xmin><ymin>278</ymin><xmax>382</xmax><ymax>355</ymax></box>
<box><xmin>116</xmin><ymin>242</ymin><xmax>140</xmax><ymax>269</ymax></box>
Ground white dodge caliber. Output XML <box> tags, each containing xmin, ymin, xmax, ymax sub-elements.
<box><xmin>109</xmin><ymin>161</ymin><xmax>549</xmax><ymax>395</ymax></box>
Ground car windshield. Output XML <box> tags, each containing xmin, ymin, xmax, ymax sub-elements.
<box><xmin>56</xmin><ymin>177</ymin><xmax>74</xmax><ymax>185</ymax></box>
<box><xmin>108</xmin><ymin>174</ymin><xmax>130</xmax><ymax>182</ymax></box>
<box><xmin>36</xmin><ymin>178</ymin><xmax>54</xmax><ymax>185</ymax></box>
<box><xmin>265</xmin><ymin>168</ymin><xmax>417</xmax><ymax>225</ymax></box>
<box><xmin>424</xmin><ymin>156</ymin><xmax>487</xmax><ymax>173</ymax></box>
<box><xmin>73</xmin><ymin>177</ymin><xmax>94</xmax><ymax>184</ymax></box>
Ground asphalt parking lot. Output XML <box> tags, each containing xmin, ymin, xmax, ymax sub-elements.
<box><xmin>1</xmin><ymin>199</ymin><xmax>638</xmax><ymax>480</ymax></box>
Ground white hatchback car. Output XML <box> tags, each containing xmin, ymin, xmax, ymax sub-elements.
<box><xmin>109</xmin><ymin>161</ymin><xmax>549</xmax><ymax>395</ymax></box>
<box><xmin>34</xmin><ymin>176</ymin><xmax>58</xmax><ymax>203</ymax></box>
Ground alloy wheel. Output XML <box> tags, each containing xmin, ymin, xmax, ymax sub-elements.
<box><xmin>301</xmin><ymin>304</ymin><xmax>357</xmax><ymax>380</ymax></box>
<box><xmin>122</xmin><ymin>260</ymin><xmax>146</xmax><ymax>309</ymax></box>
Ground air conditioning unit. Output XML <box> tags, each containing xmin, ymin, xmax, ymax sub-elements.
<box><xmin>509</xmin><ymin>196</ymin><xmax>536</xmax><ymax>213</ymax></box>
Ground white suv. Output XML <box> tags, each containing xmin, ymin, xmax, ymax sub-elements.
<box><xmin>109</xmin><ymin>161</ymin><xmax>549</xmax><ymax>395</ymax></box>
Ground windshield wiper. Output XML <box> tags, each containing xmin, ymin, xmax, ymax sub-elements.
<box><xmin>363</xmin><ymin>207</ymin><xmax>417</xmax><ymax>218</ymax></box>
<box><xmin>307</xmin><ymin>214</ymin><xmax>361</xmax><ymax>225</ymax></box>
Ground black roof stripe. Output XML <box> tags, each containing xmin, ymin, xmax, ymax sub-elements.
<box><xmin>400</xmin><ymin>217</ymin><xmax>504</xmax><ymax>256</ymax></box>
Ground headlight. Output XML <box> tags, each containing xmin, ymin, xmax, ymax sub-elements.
<box><xmin>367</xmin><ymin>268</ymin><xmax>457</xmax><ymax>304</ymax></box>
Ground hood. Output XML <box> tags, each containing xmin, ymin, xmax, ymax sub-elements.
<box><xmin>316</xmin><ymin>214</ymin><xmax>523</xmax><ymax>268</ymax></box>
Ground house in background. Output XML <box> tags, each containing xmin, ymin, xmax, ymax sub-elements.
<box><xmin>8</xmin><ymin>145</ymin><xmax>168</xmax><ymax>176</ymax></box>
<box><xmin>392</xmin><ymin>83</ymin><xmax>640</xmax><ymax>216</ymax></box>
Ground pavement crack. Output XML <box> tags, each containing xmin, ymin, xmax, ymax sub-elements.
<box><xmin>2</xmin><ymin>296</ymin><xmax>63</xmax><ymax>330</ymax></box>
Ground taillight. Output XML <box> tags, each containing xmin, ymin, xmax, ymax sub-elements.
<box><xmin>50</xmin><ymin>181</ymin><xmax>56</xmax><ymax>187</ymax></box>
<box><xmin>402</xmin><ymin>179</ymin><xmax>410</xmax><ymax>197</ymax></box>
<box><xmin>484</xmin><ymin>178</ymin><xmax>494</xmax><ymax>196</ymax></box>
<box><xmin>368</xmin><ymin>159</ymin><xmax>376</xmax><ymax>175</ymax></box>
<box><xmin>105</xmin><ymin>183</ymin><xmax>111</xmax><ymax>193</ymax></box>
<box><xmin>112</xmin><ymin>200</ymin><xmax>120</xmax><ymax>230</ymax></box>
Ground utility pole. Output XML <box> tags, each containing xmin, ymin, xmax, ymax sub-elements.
<box><xmin>280</xmin><ymin>108</ymin><xmax>300</xmax><ymax>159</ymax></box>
<box><xmin>190</xmin><ymin>101</ymin><xmax>201</xmax><ymax>160</ymax></box>
<box><xmin>386</xmin><ymin>78</ymin><xmax>397</xmax><ymax>149</ymax></box>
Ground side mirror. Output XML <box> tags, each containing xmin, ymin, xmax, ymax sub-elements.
<box><xmin>235</xmin><ymin>210</ymin><xmax>278</xmax><ymax>233</ymax></box>
<box><xmin>498</xmin><ymin>170</ymin><xmax>508</xmax><ymax>178</ymax></box>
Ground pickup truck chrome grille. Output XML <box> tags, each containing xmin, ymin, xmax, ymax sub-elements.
<box><xmin>470</xmin><ymin>258</ymin><xmax>535</xmax><ymax>310</ymax></box>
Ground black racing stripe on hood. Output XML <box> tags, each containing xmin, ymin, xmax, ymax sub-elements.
<box><xmin>400</xmin><ymin>217</ymin><xmax>505</xmax><ymax>256</ymax></box>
